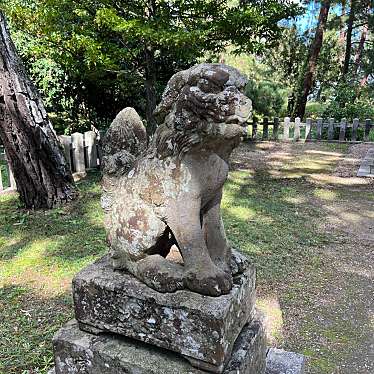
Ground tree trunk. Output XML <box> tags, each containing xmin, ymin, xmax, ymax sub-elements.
<box><xmin>338</xmin><ymin>0</ymin><xmax>346</xmax><ymax>66</ymax></box>
<box><xmin>294</xmin><ymin>0</ymin><xmax>330</xmax><ymax>119</ymax></box>
<box><xmin>353</xmin><ymin>2</ymin><xmax>370</xmax><ymax>77</ymax></box>
<box><xmin>144</xmin><ymin>47</ymin><xmax>158</xmax><ymax>136</ymax></box>
<box><xmin>342</xmin><ymin>0</ymin><xmax>355</xmax><ymax>77</ymax></box>
<box><xmin>0</xmin><ymin>11</ymin><xmax>77</xmax><ymax>209</ymax></box>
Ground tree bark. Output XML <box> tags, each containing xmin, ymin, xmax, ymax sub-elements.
<box><xmin>294</xmin><ymin>0</ymin><xmax>330</xmax><ymax>119</ymax></box>
<box><xmin>0</xmin><ymin>11</ymin><xmax>77</xmax><ymax>209</ymax></box>
<box><xmin>144</xmin><ymin>46</ymin><xmax>158</xmax><ymax>136</ymax></box>
<box><xmin>353</xmin><ymin>2</ymin><xmax>370</xmax><ymax>77</ymax></box>
<box><xmin>338</xmin><ymin>0</ymin><xmax>346</xmax><ymax>66</ymax></box>
<box><xmin>342</xmin><ymin>0</ymin><xmax>355</xmax><ymax>77</ymax></box>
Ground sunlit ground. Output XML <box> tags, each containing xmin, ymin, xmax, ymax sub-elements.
<box><xmin>0</xmin><ymin>143</ymin><xmax>373</xmax><ymax>373</ymax></box>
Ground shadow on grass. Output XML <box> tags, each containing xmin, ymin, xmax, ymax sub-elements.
<box><xmin>0</xmin><ymin>284</ymin><xmax>72</xmax><ymax>374</ymax></box>
<box><xmin>226</xmin><ymin>142</ymin><xmax>374</xmax><ymax>373</ymax></box>
<box><xmin>0</xmin><ymin>171</ymin><xmax>107</xmax><ymax>292</ymax></box>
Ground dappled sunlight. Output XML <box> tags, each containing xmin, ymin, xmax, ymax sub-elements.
<box><xmin>0</xmin><ymin>173</ymin><xmax>106</xmax><ymax>301</ymax></box>
<box><xmin>83</xmin><ymin>198</ymin><xmax>104</xmax><ymax>226</ymax></box>
<box><xmin>225</xmin><ymin>205</ymin><xmax>256</xmax><ymax>221</ymax></box>
<box><xmin>341</xmin><ymin>263</ymin><xmax>374</xmax><ymax>279</ymax></box>
<box><xmin>257</xmin><ymin>294</ymin><xmax>284</xmax><ymax>346</ymax></box>
<box><xmin>283</xmin><ymin>195</ymin><xmax>307</xmax><ymax>204</ymax></box>
<box><xmin>304</xmin><ymin>150</ymin><xmax>344</xmax><ymax>157</ymax></box>
<box><xmin>313</xmin><ymin>188</ymin><xmax>338</xmax><ymax>201</ymax></box>
<box><xmin>310</xmin><ymin>173</ymin><xmax>372</xmax><ymax>186</ymax></box>
<box><xmin>1</xmin><ymin>238</ymin><xmax>51</xmax><ymax>275</ymax></box>
<box><xmin>0</xmin><ymin>239</ymin><xmax>68</xmax><ymax>296</ymax></box>
<box><xmin>268</xmin><ymin>152</ymin><xmax>293</xmax><ymax>161</ymax></box>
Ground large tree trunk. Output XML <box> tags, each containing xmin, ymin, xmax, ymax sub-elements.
<box><xmin>144</xmin><ymin>47</ymin><xmax>158</xmax><ymax>136</ymax></box>
<box><xmin>294</xmin><ymin>0</ymin><xmax>330</xmax><ymax>119</ymax></box>
<box><xmin>353</xmin><ymin>2</ymin><xmax>370</xmax><ymax>77</ymax></box>
<box><xmin>338</xmin><ymin>0</ymin><xmax>346</xmax><ymax>66</ymax></box>
<box><xmin>341</xmin><ymin>0</ymin><xmax>355</xmax><ymax>77</ymax></box>
<box><xmin>0</xmin><ymin>12</ymin><xmax>77</xmax><ymax>209</ymax></box>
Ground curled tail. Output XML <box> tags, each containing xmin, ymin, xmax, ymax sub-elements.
<box><xmin>101</xmin><ymin>108</ymin><xmax>147</xmax><ymax>232</ymax></box>
<box><xmin>101</xmin><ymin>107</ymin><xmax>147</xmax><ymax>176</ymax></box>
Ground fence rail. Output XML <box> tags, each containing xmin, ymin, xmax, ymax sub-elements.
<box><xmin>1</xmin><ymin>118</ymin><xmax>373</xmax><ymax>193</ymax></box>
<box><xmin>247</xmin><ymin>117</ymin><xmax>373</xmax><ymax>143</ymax></box>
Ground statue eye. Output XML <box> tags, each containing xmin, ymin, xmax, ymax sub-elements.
<box><xmin>224</xmin><ymin>86</ymin><xmax>237</xmax><ymax>93</ymax></box>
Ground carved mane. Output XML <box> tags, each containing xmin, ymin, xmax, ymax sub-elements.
<box><xmin>151</xmin><ymin>63</ymin><xmax>248</xmax><ymax>159</ymax></box>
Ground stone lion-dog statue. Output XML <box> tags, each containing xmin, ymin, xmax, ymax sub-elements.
<box><xmin>101</xmin><ymin>63</ymin><xmax>251</xmax><ymax>296</ymax></box>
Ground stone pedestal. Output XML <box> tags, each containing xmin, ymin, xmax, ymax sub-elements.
<box><xmin>51</xmin><ymin>252</ymin><xmax>267</xmax><ymax>373</ymax></box>
<box><xmin>52</xmin><ymin>318</ymin><xmax>266</xmax><ymax>374</ymax></box>
<box><xmin>73</xmin><ymin>255</ymin><xmax>256</xmax><ymax>372</ymax></box>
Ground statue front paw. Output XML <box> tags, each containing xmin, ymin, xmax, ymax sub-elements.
<box><xmin>184</xmin><ymin>262</ymin><xmax>233</xmax><ymax>296</ymax></box>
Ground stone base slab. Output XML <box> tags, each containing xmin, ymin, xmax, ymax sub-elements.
<box><xmin>357</xmin><ymin>148</ymin><xmax>374</xmax><ymax>177</ymax></box>
<box><xmin>266</xmin><ymin>348</ymin><xmax>306</xmax><ymax>374</ymax></box>
<box><xmin>52</xmin><ymin>318</ymin><xmax>266</xmax><ymax>374</ymax></box>
<box><xmin>72</xmin><ymin>253</ymin><xmax>256</xmax><ymax>371</ymax></box>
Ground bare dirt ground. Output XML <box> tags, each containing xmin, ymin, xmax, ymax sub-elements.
<box><xmin>230</xmin><ymin>142</ymin><xmax>374</xmax><ymax>374</ymax></box>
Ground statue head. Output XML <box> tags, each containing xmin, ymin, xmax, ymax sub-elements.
<box><xmin>153</xmin><ymin>63</ymin><xmax>251</xmax><ymax>158</ymax></box>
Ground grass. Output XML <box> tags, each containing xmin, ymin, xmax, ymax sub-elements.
<box><xmin>0</xmin><ymin>159</ymin><xmax>9</xmax><ymax>188</ymax></box>
<box><xmin>0</xmin><ymin>172</ymin><xmax>106</xmax><ymax>374</ymax></box>
<box><xmin>0</xmin><ymin>143</ymin><xmax>373</xmax><ymax>373</ymax></box>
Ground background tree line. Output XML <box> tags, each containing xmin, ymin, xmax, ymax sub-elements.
<box><xmin>1</xmin><ymin>0</ymin><xmax>299</xmax><ymax>135</ymax></box>
<box><xmin>230</xmin><ymin>0</ymin><xmax>373</xmax><ymax>121</ymax></box>
<box><xmin>1</xmin><ymin>0</ymin><xmax>299</xmax><ymax>209</ymax></box>
<box><xmin>2</xmin><ymin>1</ymin><xmax>373</xmax><ymax>136</ymax></box>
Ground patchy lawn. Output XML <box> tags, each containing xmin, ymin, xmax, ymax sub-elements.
<box><xmin>227</xmin><ymin>142</ymin><xmax>373</xmax><ymax>374</ymax></box>
<box><xmin>0</xmin><ymin>172</ymin><xmax>107</xmax><ymax>373</ymax></box>
<box><xmin>1</xmin><ymin>143</ymin><xmax>373</xmax><ymax>373</ymax></box>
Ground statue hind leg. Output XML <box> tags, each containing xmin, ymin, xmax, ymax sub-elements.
<box><xmin>135</xmin><ymin>226</ymin><xmax>185</xmax><ymax>292</ymax></box>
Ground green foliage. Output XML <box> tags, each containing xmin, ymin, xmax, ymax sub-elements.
<box><xmin>305</xmin><ymin>101</ymin><xmax>328</xmax><ymax>119</ymax></box>
<box><xmin>245</xmin><ymin>79</ymin><xmax>286</xmax><ymax>118</ymax></box>
<box><xmin>264</xmin><ymin>25</ymin><xmax>308</xmax><ymax>93</ymax></box>
<box><xmin>221</xmin><ymin>48</ymin><xmax>289</xmax><ymax>118</ymax></box>
<box><xmin>2</xmin><ymin>0</ymin><xmax>299</xmax><ymax>133</ymax></box>
<box><xmin>323</xmin><ymin>82</ymin><xmax>374</xmax><ymax>121</ymax></box>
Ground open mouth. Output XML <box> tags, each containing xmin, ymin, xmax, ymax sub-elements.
<box><xmin>225</xmin><ymin>112</ymin><xmax>250</xmax><ymax>126</ymax></box>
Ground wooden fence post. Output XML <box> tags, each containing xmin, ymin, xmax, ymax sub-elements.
<box><xmin>339</xmin><ymin>118</ymin><xmax>347</xmax><ymax>142</ymax></box>
<box><xmin>273</xmin><ymin>117</ymin><xmax>279</xmax><ymax>140</ymax></box>
<box><xmin>365</xmin><ymin>119</ymin><xmax>371</xmax><ymax>141</ymax></box>
<box><xmin>84</xmin><ymin>131</ymin><xmax>98</xmax><ymax>169</ymax></box>
<box><xmin>316</xmin><ymin>118</ymin><xmax>323</xmax><ymax>140</ymax></box>
<box><xmin>252</xmin><ymin>119</ymin><xmax>258</xmax><ymax>140</ymax></box>
<box><xmin>294</xmin><ymin>117</ymin><xmax>301</xmax><ymax>141</ymax></box>
<box><xmin>305</xmin><ymin>118</ymin><xmax>312</xmax><ymax>141</ymax></box>
<box><xmin>8</xmin><ymin>165</ymin><xmax>16</xmax><ymax>189</ymax></box>
<box><xmin>4</xmin><ymin>155</ymin><xmax>17</xmax><ymax>190</ymax></box>
<box><xmin>328</xmin><ymin>118</ymin><xmax>334</xmax><ymax>141</ymax></box>
<box><xmin>283</xmin><ymin>117</ymin><xmax>290</xmax><ymax>141</ymax></box>
<box><xmin>59</xmin><ymin>135</ymin><xmax>72</xmax><ymax>171</ymax></box>
<box><xmin>262</xmin><ymin>117</ymin><xmax>269</xmax><ymax>140</ymax></box>
<box><xmin>352</xmin><ymin>118</ymin><xmax>359</xmax><ymax>142</ymax></box>
<box><xmin>71</xmin><ymin>132</ymin><xmax>85</xmax><ymax>173</ymax></box>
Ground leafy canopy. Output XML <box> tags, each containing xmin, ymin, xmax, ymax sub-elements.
<box><xmin>3</xmin><ymin>0</ymin><xmax>299</xmax><ymax>132</ymax></box>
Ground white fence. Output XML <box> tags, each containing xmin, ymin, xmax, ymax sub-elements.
<box><xmin>0</xmin><ymin>147</ymin><xmax>16</xmax><ymax>192</ymax></box>
<box><xmin>247</xmin><ymin>117</ymin><xmax>373</xmax><ymax>143</ymax></box>
<box><xmin>0</xmin><ymin>131</ymin><xmax>102</xmax><ymax>192</ymax></box>
<box><xmin>59</xmin><ymin>131</ymin><xmax>102</xmax><ymax>173</ymax></box>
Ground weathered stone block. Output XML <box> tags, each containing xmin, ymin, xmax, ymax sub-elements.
<box><xmin>52</xmin><ymin>319</ymin><xmax>266</xmax><ymax>374</ymax></box>
<box><xmin>266</xmin><ymin>348</ymin><xmax>306</xmax><ymax>374</ymax></box>
<box><xmin>72</xmin><ymin>254</ymin><xmax>256</xmax><ymax>372</ymax></box>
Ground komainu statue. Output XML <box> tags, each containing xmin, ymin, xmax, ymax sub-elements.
<box><xmin>101</xmin><ymin>63</ymin><xmax>251</xmax><ymax>296</ymax></box>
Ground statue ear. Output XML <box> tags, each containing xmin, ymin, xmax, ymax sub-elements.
<box><xmin>154</xmin><ymin>70</ymin><xmax>188</xmax><ymax>124</ymax></box>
